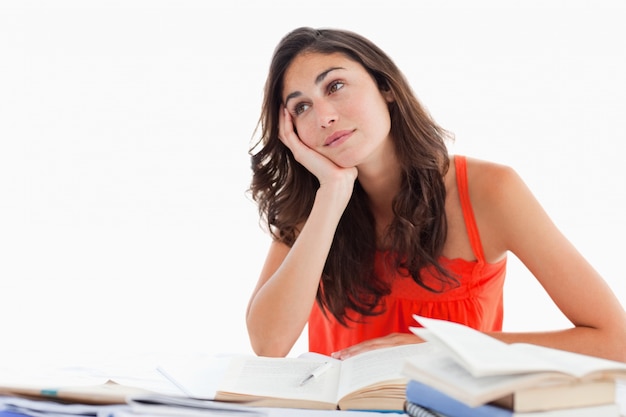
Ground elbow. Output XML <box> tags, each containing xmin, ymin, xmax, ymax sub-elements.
<box><xmin>590</xmin><ymin>313</ymin><xmax>626</xmax><ymax>362</ymax></box>
<box><xmin>606</xmin><ymin>327</ymin><xmax>626</xmax><ymax>363</ymax></box>
<box><xmin>607</xmin><ymin>309</ymin><xmax>626</xmax><ymax>362</ymax></box>
<box><xmin>248</xmin><ymin>335</ymin><xmax>292</xmax><ymax>358</ymax></box>
<box><xmin>251</xmin><ymin>343</ymin><xmax>290</xmax><ymax>358</ymax></box>
<box><xmin>246</xmin><ymin>318</ymin><xmax>294</xmax><ymax>358</ymax></box>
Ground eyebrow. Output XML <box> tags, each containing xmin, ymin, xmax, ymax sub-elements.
<box><xmin>283</xmin><ymin>66</ymin><xmax>345</xmax><ymax>107</ymax></box>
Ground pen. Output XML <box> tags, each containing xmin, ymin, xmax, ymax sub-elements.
<box><xmin>299</xmin><ymin>361</ymin><xmax>333</xmax><ymax>386</ymax></box>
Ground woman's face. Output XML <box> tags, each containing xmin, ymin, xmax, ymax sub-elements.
<box><xmin>281</xmin><ymin>52</ymin><xmax>394</xmax><ymax>168</ymax></box>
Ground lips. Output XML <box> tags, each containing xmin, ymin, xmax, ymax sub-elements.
<box><xmin>324</xmin><ymin>129</ymin><xmax>354</xmax><ymax>147</ymax></box>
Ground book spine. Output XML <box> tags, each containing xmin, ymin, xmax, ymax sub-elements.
<box><xmin>404</xmin><ymin>401</ymin><xmax>446</xmax><ymax>417</ymax></box>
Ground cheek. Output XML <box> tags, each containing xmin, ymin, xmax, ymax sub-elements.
<box><xmin>356</xmin><ymin>98</ymin><xmax>391</xmax><ymax>133</ymax></box>
<box><xmin>293</xmin><ymin>120</ymin><xmax>317</xmax><ymax>147</ymax></box>
<box><xmin>352</xmin><ymin>102</ymin><xmax>391</xmax><ymax>137</ymax></box>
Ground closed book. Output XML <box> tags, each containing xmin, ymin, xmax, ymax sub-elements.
<box><xmin>492</xmin><ymin>378</ymin><xmax>615</xmax><ymax>412</ymax></box>
<box><xmin>405</xmin><ymin>380</ymin><xmax>620</xmax><ymax>417</ymax></box>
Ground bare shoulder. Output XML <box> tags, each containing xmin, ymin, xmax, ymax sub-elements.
<box><xmin>463</xmin><ymin>156</ymin><xmax>519</xmax><ymax>182</ymax></box>
<box><xmin>463</xmin><ymin>156</ymin><xmax>526</xmax><ymax>202</ymax></box>
<box><xmin>461</xmin><ymin>156</ymin><xmax>538</xmax><ymax>258</ymax></box>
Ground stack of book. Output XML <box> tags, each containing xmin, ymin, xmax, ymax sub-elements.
<box><xmin>402</xmin><ymin>315</ymin><xmax>626</xmax><ymax>417</ymax></box>
<box><xmin>403</xmin><ymin>379</ymin><xmax>619</xmax><ymax>417</ymax></box>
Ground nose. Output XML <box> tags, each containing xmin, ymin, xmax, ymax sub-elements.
<box><xmin>316</xmin><ymin>100</ymin><xmax>337</xmax><ymax>128</ymax></box>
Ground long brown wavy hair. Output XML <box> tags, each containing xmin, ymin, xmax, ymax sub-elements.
<box><xmin>248</xmin><ymin>27</ymin><xmax>457</xmax><ymax>325</ymax></box>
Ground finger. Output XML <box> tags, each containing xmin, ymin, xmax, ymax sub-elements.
<box><xmin>278</xmin><ymin>106</ymin><xmax>297</xmax><ymax>146</ymax></box>
<box><xmin>332</xmin><ymin>341</ymin><xmax>376</xmax><ymax>360</ymax></box>
<box><xmin>279</xmin><ymin>108</ymin><xmax>311</xmax><ymax>162</ymax></box>
<box><xmin>277</xmin><ymin>106</ymin><xmax>286</xmax><ymax>143</ymax></box>
<box><xmin>331</xmin><ymin>334</ymin><xmax>420</xmax><ymax>360</ymax></box>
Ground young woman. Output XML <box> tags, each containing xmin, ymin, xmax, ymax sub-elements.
<box><xmin>245</xmin><ymin>27</ymin><xmax>626</xmax><ymax>361</ymax></box>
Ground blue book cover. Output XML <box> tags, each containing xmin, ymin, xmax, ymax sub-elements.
<box><xmin>406</xmin><ymin>380</ymin><xmax>620</xmax><ymax>417</ymax></box>
<box><xmin>406</xmin><ymin>379</ymin><xmax>514</xmax><ymax>417</ymax></box>
<box><xmin>0</xmin><ymin>410</ymin><xmax>33</xmax><ymax>417</ymax></box>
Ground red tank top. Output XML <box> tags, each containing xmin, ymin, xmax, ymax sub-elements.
<box><xmin>308</xmin><ymin>155</ymin><xmax>507</xmax><ymax>355</ymax></box>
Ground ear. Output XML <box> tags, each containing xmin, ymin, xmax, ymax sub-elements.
<box><xmin>382</xmin><ymin>88</ymin><xmax>395</xmax><ymax>103</ymax></box>
<box><xmin>376</xmin><ymin>77</ymin><xmax>395</xmax><ymax>103</ymax></box>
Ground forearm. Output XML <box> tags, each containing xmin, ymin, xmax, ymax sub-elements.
<box><xmin>488</xmin><ymin>322</ymin><xmax>626</xmax><ymax>362</ymax></box>
<box><xmin>247</xmin><ymin>185</ymin><xmax>352</xmax><ymax>357</ymax></box>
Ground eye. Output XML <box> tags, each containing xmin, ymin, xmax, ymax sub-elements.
<box><xmin>293</xmin><ymin>102</ymin><xmax>310</xmax><ymax>116</ymax></box>
<box><xmin>328</xmin><ymin>80</ymin><xmax>344</xmax><ymax>94</ymax></box>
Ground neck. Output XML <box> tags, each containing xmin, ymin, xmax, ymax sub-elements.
<box><xmin>357</xmin><ymin>152</ymin><xmax>402</xmax><ymax>243</ymax></box>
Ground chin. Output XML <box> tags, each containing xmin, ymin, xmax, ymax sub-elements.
<box><xmin>336</xmin><ymin>160</ymin><xmax>359</xmax><ymax>169</ymax></box>
<box><xmin>331</xmin><ymin>153</ymin><xmax>361</xmax><ymax>169</ymax></box>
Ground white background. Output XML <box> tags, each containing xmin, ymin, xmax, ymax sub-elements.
<box><xmin>1</xmin><ymin>0</ymin><xmax>624</xmax><ymax>361</ymax></box>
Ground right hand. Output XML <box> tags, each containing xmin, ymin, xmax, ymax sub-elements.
<box><xmin>279</xmin><ymin>107</ymin><xmax>358</xmax><ymax>191</ymax></box>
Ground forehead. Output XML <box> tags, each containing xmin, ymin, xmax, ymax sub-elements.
<box><xmin>282</xmin><ymin>52</ymin><xmax>361</xmax><ymax>95</ymax></box>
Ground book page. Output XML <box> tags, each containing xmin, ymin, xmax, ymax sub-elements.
<box><xmin>218</xmin><ymin>356</ymin><xmax>341</xmax><ymax>404</ymax></box>
<box><xmin>336</xmin><ymin>343</ymin><xmax>438</xmax><ymax>400</ymax></box>
<box><xmin>511</xmin><ymin>343</ymin><xmax>626</xmax><ymax>378</ymax></box>
<box><xmin>412</xmin><ymin>315</ymin><xmax>626</xmax><ymax>378</ymax></box>
<box><xmin>412</xmin><ymin>315</ymin><xmax>566</xmax><ymax>377</ymax></box>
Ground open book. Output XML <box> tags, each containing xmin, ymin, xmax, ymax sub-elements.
<box><xmin>159</xmin><ymin>343</ymin><xmax>439</xmax><ymax>411</ymax></box>
<box><xmin>0</xmin><ymin>380</ymin><xmax>154</xmax><ymax>405</ymax></box>
<box><xmin>403</xmin><ymin>315</ymin><xmax>626</xmax><ymax>408</ymax></box>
